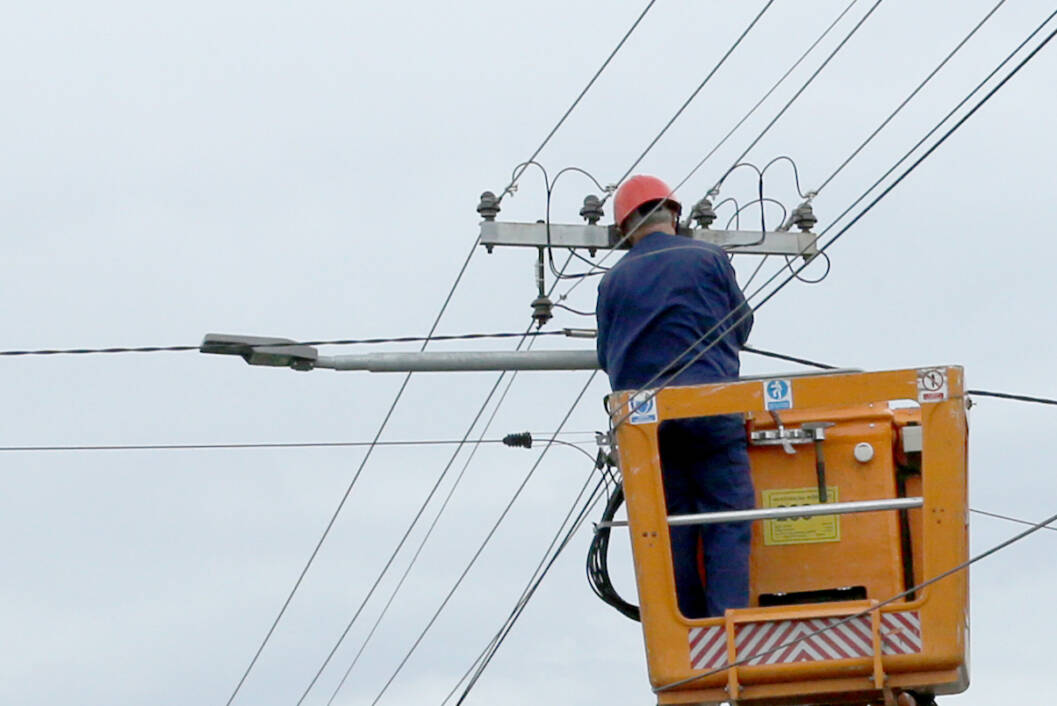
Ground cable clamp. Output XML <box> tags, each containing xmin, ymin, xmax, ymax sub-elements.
<box><xmin>502</xmin><ymin>432</ymin><xmax>533</xmax><ymax>449</ymax></box>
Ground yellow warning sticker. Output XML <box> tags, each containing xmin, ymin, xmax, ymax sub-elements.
<box><xmin>762</xmin><ymin>487</ymin><xmax>841</xmax><ymax>546</ymax></box>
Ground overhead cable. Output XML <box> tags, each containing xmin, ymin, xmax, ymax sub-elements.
<box><xmin>657</xmin><ymin>505</ymin><xmax>1057</xmax><ymax>692</ymax></box>
<box><xmin>814</xmin><ymin>0</ymin><xmax>1009</xmax><ymax>194</ymax></box>
<box><xmin>225</xmin><ymin>239</ymin><xmax>481</xmax><ymax>701</ymax></box>
<box><xmin>366</xmin><ymin>371</ymin><xmax>601</xmax><ymax>706</ymax></box>
<box><xmin>971</xmin><ymin>508</ymin><xmax>1057</xmax><ymax>533</ymax></box>
<box><xmin>451</xmin><ymin>474</ymin><xmax>610</xmax><ymax>704</ymax></box>
<box><xmin>966</xmin><ymin>389</ymin><xmax>1057</xmax><ymax>407</ymax></box>
<box><xmin>0</xmin><ymin>329</ymin><xmax>572</xmax><ymax>358</ymax></box>
<box><xmin>559</xmin><ymin>0</ymin><xmax>872</xmax><ymax>298</ymax></box>
<box><xmin>223</xmin><ymin>189</ymin><xmax>485</xmax><ymax>706</ymax></box>
<box><xmin>708</xmin><ymin>0</ymin><xmax>884</xmax><ymax>194</ymax></box>
<box><xmin>805</xmin><ymin>5</ymin><xmax>1057</xmax><ymax>256</ymax></box>
<box><xmin>303</xmin><ymin>255</ymin><xmax>582</xmax><ymax>704</ymax></box>
<box><xmin>306</xmin><ymin>329</ymin><xmax>561</xmax><ymax>705</ymax></box>
<box><xmin>496</xmin><ymin>0</ymin><xmax>658</xmax><ymax>206</ymax></box>
<box><xmin>665</xmin><ymin>0</ymin><xmax>861</xmax><ymax>224</ymax></box>
<box><xmin>605</xmin><ymin>0</ymin><xmax>777</xmax><ymax>198</ymax></box>
<box><xmin>0</xmin><ymin>435</ymin><xmax>593</xmax><ymax>454</ymax></box>
<box><xmin>610</xmin><ymin>14</ymin><xmax>1057</xmax><ymax>429</ymax></box>
<box><xmin>741</xmin><ymin>345</ymin><xmax>838</xmax><ymax>370</ymax></box>
<box><xmin>319</xmin><ymin>354</ymin><xmax>577</xmax><ymax>706</ymax></box>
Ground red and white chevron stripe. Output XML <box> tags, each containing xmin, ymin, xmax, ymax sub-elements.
<box><xmin>688</xmin><ymin>611</ymin><xmax>921</xmax><ymax>671</ymax></box>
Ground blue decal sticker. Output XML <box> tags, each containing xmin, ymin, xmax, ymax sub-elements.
<box><xmin>764</xmin><ymin>379</ymin><xmax>793</xmax><ymax>410</ymax></box>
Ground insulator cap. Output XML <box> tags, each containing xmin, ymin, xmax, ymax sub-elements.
<box><xmin>690</xmin><ymin>197</ymin><xmax>717</xmax><ymax>229</ymax></box>
<box><xmin>792</xmin><ymin>202</ymin><xmax>817</xmax><ymax>232</ymax></box>
<box><xmin>477</xmin><ymin>191</ymin><xmax>500</xmax><ymax>221</ymax></box>
<box><xmin>531</xmin><ymin>294</ymin><xmax>554</xmax><ymax>328</ymax></box>
<box><xmin>579</xmin><ymin>194</ymin><xmax>604</xmax><ymax>224</ymax></box>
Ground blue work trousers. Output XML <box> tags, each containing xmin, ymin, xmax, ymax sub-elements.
<box><xmin>658</xmin><ymin>414</ymin><xmax>755</xmax><ymax>619</ymax></box>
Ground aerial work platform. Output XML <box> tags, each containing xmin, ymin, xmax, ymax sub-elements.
<box><xmin>607</xmin><ymin>367</ymin><xmax>968</xmax><ymax>705</ymax></box>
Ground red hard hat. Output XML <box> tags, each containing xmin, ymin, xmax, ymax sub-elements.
<box><xmin>613</xmin><ymin>174</ymin><xmax>681</xmax><ymax>229</ymax></box>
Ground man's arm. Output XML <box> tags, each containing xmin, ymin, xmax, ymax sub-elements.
<box><xmin>595</xmin><ymin>279</ymin><xmax>609</xmax><ymax>372</ymax></box>
<box><xmin>722</xmin><ymin>258</ymin><xmax>753</xmax><ymax>346</ymax></box>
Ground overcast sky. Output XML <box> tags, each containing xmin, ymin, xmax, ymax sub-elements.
<box><xmin>2</xmin><ymin>1</ymin><xmax>1056</xmax><ymax>705</ymax></box>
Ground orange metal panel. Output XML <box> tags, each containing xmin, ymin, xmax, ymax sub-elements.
<box><xmin>610</xmin><ymin>367</ymin><xmax>968</xmax><ymax>705</ymax></box>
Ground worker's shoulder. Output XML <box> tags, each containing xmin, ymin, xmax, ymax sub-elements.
<box><xmin>685</xmin><ymin>238</ymin><xmax>726</xmax><ymax>259</ymax></box>
<box><xmin>653</xmin><ymin>233</ymin><xmax>727</xmax><ymax>266</ymax></box>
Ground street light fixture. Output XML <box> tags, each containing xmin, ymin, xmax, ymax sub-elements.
<box><xmin>199</xmin><ymin>334</ymin><xmax>319</xmax><ymax>370</ymax></box>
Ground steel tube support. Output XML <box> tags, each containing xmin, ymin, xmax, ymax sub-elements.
<box><xmin>601</xmin><ymin>498</ymin><xmax>923</xmax><ymax>528</ymax></box>
<box><xmin>316</xmin><ymin>349</ymin><xmax>861</xmax><ymax>375</ymax></box>
<box><xmin>668</xmin><ymin>497</ymin><xmax>923</xmax><ymax>526</ymax></box>
<box><xmin>316</xmin><ymin>350</ymin><xmax>599</xmax><ymax>372</ymax></box>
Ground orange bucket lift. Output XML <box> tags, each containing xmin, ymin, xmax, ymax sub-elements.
<box><xmin>607</xmin><ymin>366</ymin><xmax>968</xmax><ymax>705</ymax></box>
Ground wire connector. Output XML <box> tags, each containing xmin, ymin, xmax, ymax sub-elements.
<box><xmin>502</xmin><ymin>432</ymin><xmax>533</xmax><ymax>449</ymax></box>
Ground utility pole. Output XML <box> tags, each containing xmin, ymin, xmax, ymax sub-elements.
<box><xmin>200</xmin><ymin>189</ymin><xmax>820</xmax><ymax>373</ymax></box>
<box><xmin>475</xmin><ymin>189</ymin><xmax>818</xmax><ymax>328</ymax></box>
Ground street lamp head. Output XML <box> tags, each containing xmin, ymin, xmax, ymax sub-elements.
<box><xmin>199</xmin><ymin>333</ymin><xmax>319</xmax><ymax>371</ymax></box>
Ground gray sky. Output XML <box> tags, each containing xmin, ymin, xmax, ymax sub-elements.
<box><xmin>2</xmin><ymin>1</ymin><xmax>1056</xmax><ymax>704</ymax></box>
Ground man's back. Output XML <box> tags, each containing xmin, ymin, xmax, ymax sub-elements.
<box><xmin>596</xmin><ymin>230</ymin><xmax>752</xmax><ymax>391</ymax></box>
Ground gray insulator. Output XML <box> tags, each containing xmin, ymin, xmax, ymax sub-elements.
<box><xmin>579</xmin><ymin>194</ymin><xmax>604</xmax><ymax>224</ymax></box>
<box><xmin>530</xmin><ymin>294</ymin><xmax>554</xmax><ymax>328</ymax></box>
<box><xmin>477</xmin><ymin>191</ymin><xmax>500</xmax><ymax>221</ymax></box>
<box><xmin>690</xmin><ymin>197</ymin><xmax>717</xmax><ymax>229</ymax></box>
<box><xmin>792</xmin><ymin>202</ymin><xmax>817</xmax><ymax>232</ymax></box>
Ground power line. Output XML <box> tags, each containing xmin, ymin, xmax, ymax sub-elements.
<box><xmin>814</xmin><ymin>0</ymin><xmax>1008</xmax><ymax>194</ymax></box>
<box><xmin>496</xmin><ymin>0</ymin><xmax>658</xmax><ymax>206</ymax></box>
<box><xmin>366</xmin><ymin>371</ymin><xmax>601</xmax><ymax>706</ymax></box>
<box><xmin>972</xmin><ymin>508</ymin><xmax>1057</xmax><ymax>533</ymax></box>
<box><xmin>656</xmin><ymin>504</ymin><xmax>1057</xmax><ymax>692</ymax></box>
<box><xmin>285</xmin><ymin>6</ymin><xmax>659</xmax><ymax>689</ymax></box>
<box><xmin>610</xmin><ymin>13</ymin><xmax>1057</xmax><ymax>429</ymax></box>
<box><xmin>448</xmin><ymin>483</ymin><xmax>1057</xmax><ymax>701</ymax></box>
<box><xmin>0</xmin><ymin>329</ymin><xmax>570</xmax><ymax>358</ymax></box>
<box><xmin>709</xmin><ymin>0</ymin><xmax>884</xmax><ymax>194</ymax></box>
<box><xmin>966</xmin><ymin>389</ymin><xmax>1057</xmax><ymax>407</ymax></box>
<box><xmin>308</xmin><ymin>252</ymin><xmax>586</xmax><ymax>703</ymax></box>
<box><xmin>558</xmin><ymin>0</ymin><xmax>874</xmax><ymax>297</ymax></box>
<box><xmin>321</xmin><ymin>355</ymin><xmax>554</xmax><ymax>706</ymax></box>
<box><xmin>292</xmin><ymin>347</ymin><xmax>532</xmax><ymax>705</ymax></box>
<box><xmin>806</xmin><ymin>5</ymin><xmax>1057</xmax><ymax>255</ymax></box>
<box><xmin>232</xmin><ymin>14</ymin><xmax>1057</xmax><ymax>696</ymax></box>
<box><xmin>0</xmin><ymin>435</ymin><xmax>594</xmax><ymax>454</ymax></box>
<box><xmin>303</xmin><ymin>254</ymin><xmax>582</xmax><ymax>704</ymax></box>
<box><xmin>222</xmin><ymin>226</ymin><xmax>482</xmax><ymax>706</ymax></box>
<box><xmin>446</xmin><ymin>15</ymin><xmax>1057</xmax><ymax>688</ymax></box>
<box><xmin>451</xmin><ymin>471</ymin><xmax>609</xmax><ymax>705</ymax></box>
<box><xmin>543</xmin><ymin>0</ymin><xmax>782</xmax><ymax>281</ymax></box>
<box><xmin>663</xmin><ymin>0</ymin><xmax>861</xmax><ymax>227</ymax></box>
<box><xmin>607</xmin><ymin>0</ymin><xmax>777</xmax><ymax>196</ymax></box>
<box><xmin>741</xmin><ymin>345</ymin><xmax>838</xmax><ymax>370</ymax></box>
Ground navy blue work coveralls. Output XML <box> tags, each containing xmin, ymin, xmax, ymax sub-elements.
<box><xmin>596</xmin><ymin>231</ymin><xmax>755</xmax><ymax>618</ymax></box>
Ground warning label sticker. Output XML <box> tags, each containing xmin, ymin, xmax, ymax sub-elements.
<box><xmin>763</xmin><ymin>379</ymin><xmax>793</xmax><ymax>411</ymax></box>
<box><xmin>762</xmin><ymin>487</ymin><xmax>841</xmax><ymax>546</ymax></box>
<box><xmin>917</xmin><ymin>368</ymin><xmax>949</xmax><ymax>404</ymax></box>
<box><xmin>628</xmin><ymin>390</ymin><xmax>658</xmax><ymax>424</ymax></box>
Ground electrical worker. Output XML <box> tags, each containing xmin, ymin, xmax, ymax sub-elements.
<box><xmin>595</xmin><ymin>174</ymin><xmax>755</xmax><ymax>619</ymax></box>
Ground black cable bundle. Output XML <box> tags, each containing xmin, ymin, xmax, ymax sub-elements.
<box><xmin>586</xmin><ymin>482</ymin><xmax>640</xmax><ymax>621</ymax></box>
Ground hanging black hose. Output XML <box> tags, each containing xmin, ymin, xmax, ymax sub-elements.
<box><xmin>586</xmin><ymin>482</ymin><xmax>641</xmax><ymax>621</ymax></box>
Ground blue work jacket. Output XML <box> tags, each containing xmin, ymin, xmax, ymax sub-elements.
<box><xmin>595</xmin><ymin>231</ymin><xmax>753</xmax><ymax>391</ymax></box>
